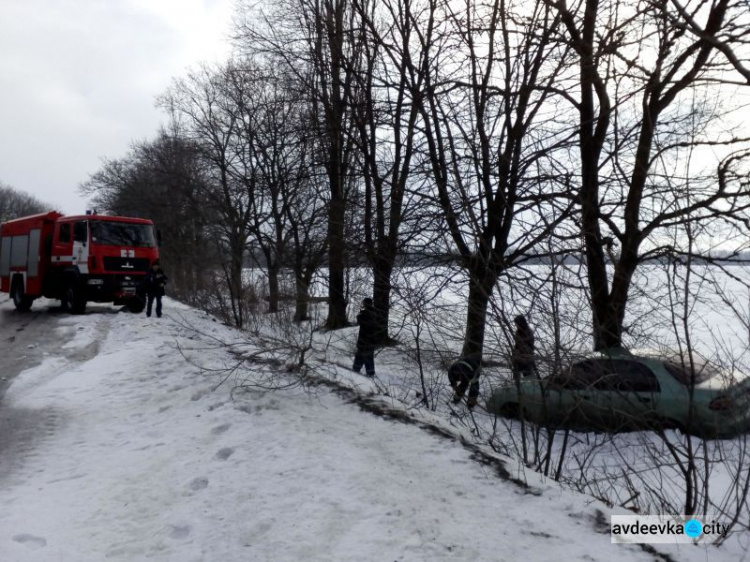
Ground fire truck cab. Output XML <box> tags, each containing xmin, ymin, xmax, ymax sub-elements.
<box><xmin>0</xmin><ymin>211</ymin><xmax>159</xmax><ymax>314</ymax></box>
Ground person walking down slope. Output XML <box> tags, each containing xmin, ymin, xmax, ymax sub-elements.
<box><xmin>448</xmin><ymin>353</ymin><xmax>482</xmax><ymax>408</ymax></box>
<box><xmin>352</xmin><ymin>297</ymin><xmax>378</xmax><ymax>377</ymax></box>
<box><xmin>512</xmin><ymin>314</ymin><xmax>537</xmax><ymax>382</ymax></box>
<box><xmin>145</xmin><ymin>260</ymin><xmax>168</xmax><ymax>318</ymax></box>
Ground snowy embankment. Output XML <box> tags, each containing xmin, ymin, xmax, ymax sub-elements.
<box><xmin>0</xmin><ymin>298</ymin><xmax>738</xmax><ymax>561</ymax></box>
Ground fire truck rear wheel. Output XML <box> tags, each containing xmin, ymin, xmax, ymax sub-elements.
<box><xmin>11</xmin><ymin>278</ymin><xmax>33</xmax><ymax>312</ymax></box>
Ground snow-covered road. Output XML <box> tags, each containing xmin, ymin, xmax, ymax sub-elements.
<box><xmin>0</xmin><ymin>298</ymin><xmax>738</xmax><ymax>561</ymax></box>
<box><xmin>0</xmin><ymin>296</ymin><xmax>91</xmax><ymax>400</ymax></box>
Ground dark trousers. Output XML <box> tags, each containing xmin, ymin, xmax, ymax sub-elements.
<box><xmin>512</xmin><ymin>360</ymin><xmax>538</xmax><ymax>382</ymax></box>
<box><xmin>449</xmin><ymin>366</ymin><xmax>479</xmax><ymax>405</ymax></box>
<box><xmin>352</xmin><ymin>349</ymin><xmax>375</xmax><ymax>376</ymax></box>
<box><xmin>147</xmin><ymin>294</ymin><xmax>162</xmax><ymax>318</ymax></box>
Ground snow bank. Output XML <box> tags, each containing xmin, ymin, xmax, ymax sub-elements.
<box><xmin>0</xmin><ymin>299</ymin><xmax>740</xmax><ymax>561</ymax></box>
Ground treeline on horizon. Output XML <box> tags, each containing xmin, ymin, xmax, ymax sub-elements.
<box><xmin>0</xmin><ymin>182</ymin><xmax>51</xmax><ymax>224</ymax></box>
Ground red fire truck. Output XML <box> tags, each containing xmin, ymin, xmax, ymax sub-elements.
<box><xmin>0</xmin><ymin>211</ymin><xmax>160</xmax><ymax>314</ymax></box>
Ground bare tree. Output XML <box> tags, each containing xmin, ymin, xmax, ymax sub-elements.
<box><xmin>81</xmin><ymin>130</ymin><xmax>217</xmax><ymax>302</ymax></box>
<box><xmin>239</xmin><ymin>61</ymin><xmax>329</xmax><ymax>319</ymax></box>
<box><xmin>219</xmin><ymin>60</ymin><xmax>288</xmax><ymax>313</ymax></box>
<box><xmin>342</xmin><ymin>0</ymin><xmax>431</xmax><ymax>345</ymax></box>
<box><xmin>549</xmin><ymin>0</ymin><xmax>750</xmax><ymax>350</ymax></box>
<box><xmin>414</xmin><ymin>0</ymin><xmax>573</xmax><ymax>358</ymax></box>
<box><xmin>235</xmin><ymin>0</ymin><xmax>365</xmax><ymax>330</ymax></box>
<box><xmin>0</xmin><ymin>182</ymin><xmax>51</xmax><ymax>222</ymax></box>
<box><xmin>159</xmin><ymin>63</ymin><xmax>262</xmax><ymax>328</ymax></box>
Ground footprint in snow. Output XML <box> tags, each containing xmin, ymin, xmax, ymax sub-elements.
<box><xmin>191</xmin><ymin>389</ymin><xmax>208</xmax><ymax>401</ymax></box>
<box><xmin>211</xmin><ymin>423</ymin><xmax>231</xmax><ymax>435</ymax></box>
<box><xmin>12</xmin><ymin>534</ymin><xmax>47</xmax><ymax>549</ymax></box>
<box><xmin>168</xmin><ymin>524</ymin><xmax>192</xmax><ymax>540</ymax></box>
<box><xmin>188</xmin><ymin>476</ymin><xmax>209</xmax><ymax>491</ymax></box>
<box><xmin>215</xmin><ymin>447</ymin><xmax>235</xmax><ymax>461</ymax></box>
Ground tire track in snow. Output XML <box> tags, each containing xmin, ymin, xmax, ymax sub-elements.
<box><xmin>0</xmin><ymin>308</ymin><xmax>114</xmax><ymax>489</ymax></box>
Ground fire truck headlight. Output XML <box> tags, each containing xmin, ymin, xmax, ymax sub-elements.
<box><xmin>87</xmin><ymin>279</ymin><xmax>104</xmax><ymax>286</ymax></box>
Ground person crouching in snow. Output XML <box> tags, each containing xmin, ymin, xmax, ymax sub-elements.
<box><xmin>448</xmin><ymin>353</ymin><xmax>482</xmax><ymax>408</ymax></box>
<box><xmin>352</xmin><ymin>297</ymin><xmax>378</xmax><ymax>377</ymax></box>
<box><xmin>145</xmin><ymin>260</ymin><xmax>168</xmax><ymax>318</ymax></box>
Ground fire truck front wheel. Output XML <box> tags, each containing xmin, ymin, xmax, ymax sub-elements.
<box><xmin>62</xmin><ymin>283</ymin><xmax>87</xmax><ymax>315</ymax></box>
<box><xmin>127</xmin><ymin>296</ymin><xmax>146</xmax><ymax>313</ymax></box>
<box><xmin>11</xmin><ymin>277</ymin><xmax>34</xmax><ymax>312</ymax></box>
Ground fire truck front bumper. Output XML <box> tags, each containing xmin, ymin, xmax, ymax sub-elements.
<box><xmin>84</xmin><ymin>275</ymin><xmax>145</xmax><ymax>303</ymax></box>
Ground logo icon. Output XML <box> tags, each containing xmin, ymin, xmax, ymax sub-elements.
<box><xmin>684</xmin><ymin>519</ymin><xmax>703</xmax><ymax>538</ymax></box>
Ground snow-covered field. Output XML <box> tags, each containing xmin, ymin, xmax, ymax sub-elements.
<box><xmin>0</xmin><ymin>296</ymin><xmax>743</xmax><ymax>561</ymax></box>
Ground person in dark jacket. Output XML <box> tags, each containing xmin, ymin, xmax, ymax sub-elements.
<box><xmin>512</xmin><ymin>314</ymin><xmax>537</xmax><ymax>381</ymax></box>
<box><xmin>144</xmin><ymin>260</ymin><xmax>168</xmax><ymax>318</ymax></box>
<box><xmin>448</xmin><ymin>352</ymin><xmax>482</xmax><ymax>408</ymax></box>
<box><xmin>352</xmin><ymin>297</ymin><xmax>378</xmax><ymax>377</ymax></box>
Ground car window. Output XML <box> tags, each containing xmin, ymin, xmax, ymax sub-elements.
<box><xmin>662</xmin><ymin>357</ymin><xmax>716</xmax><ymax>386</ymax></box>
<box><xmin>610</xmin><ymin>360</ymin><xmax>660</xmax><ymax>392</ymax></box>
<box><xmin>560</xmin><ymin>359</ymin><xmax>608</xmax><ymax>389</ymax></box>
<box><xmin>564</xmin><ymin>359</ymin><xmax>660</xmax><ymax>392</ymax></box>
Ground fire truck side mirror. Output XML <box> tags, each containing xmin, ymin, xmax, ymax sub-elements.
<box><xmin>157</xmin><ymin>229</ymin><xmax>163</xmax><ymax>247</ymax></box>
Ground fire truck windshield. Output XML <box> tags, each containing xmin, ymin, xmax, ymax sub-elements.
<box><xmin>90</xmin><ymin>221</ymin><xmax>156</xmax><ymax>248</ymax></box>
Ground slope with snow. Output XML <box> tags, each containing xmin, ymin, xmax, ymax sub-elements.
<box><xmin>0</xmin><ymin>297</ymin><xmax>742</xmax><ymax>561</ymax></box>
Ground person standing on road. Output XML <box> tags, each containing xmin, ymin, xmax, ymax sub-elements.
<box><xmin>512</xmin><ymin>314</ymin><xmax>537</xmax><ymax>381</ymax></box>
<box><xmin>448</xmin><ymin>353</ymin><xmax>482</xmax><ymax>408</ymax></box>
<box><xmin>352</xmin><ymin>297</ymin><xmax>378</xmax><ymax>377</ymax></box>
<box><xmin>145</xmin><ymin>260</ymin><xmax>168</xmax><ymax>318</ymax></box>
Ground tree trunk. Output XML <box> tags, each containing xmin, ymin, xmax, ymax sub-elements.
<box><xmin>229</xmin><ymin>235</ymin><xmax>245</xmax><ymax>329</ymax></box>
<box><xmin>372</xmin><ymin>253</ymin><xmax>393</xmax><ymax>345</ymax></box>
<box><xmin>267</xmin><ymin>261</ymin><xmax>280</xmax><ymax>313</ymax></box>
<box><xmin>461</xmin><ymin>265</ymin><xmax>496</xmax><ymax>358</ymax></box>
<box><xmin>576</xmin><ymin>0</ymin><xmax>616</xmax><ymax>350</ymax></box>
<box><xmin>293</xmin><ymin>266</ymin><xmax>311</xmax><ymax>322</ymax></box>
<box><xmin>326</xmin><ymin>196</ymin><xmax>348</xmax><ymax>329</ymax></box>
<box><xmin>584</xmin><ymin>231</ymin><xmax>620</xmax><ymax>350</ymax></box>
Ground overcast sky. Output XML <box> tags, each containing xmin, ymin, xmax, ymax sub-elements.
<box><xmin>0</xmin><ymin>0</ymin><xmax>234</xmax><ymax>214</ymax></box>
